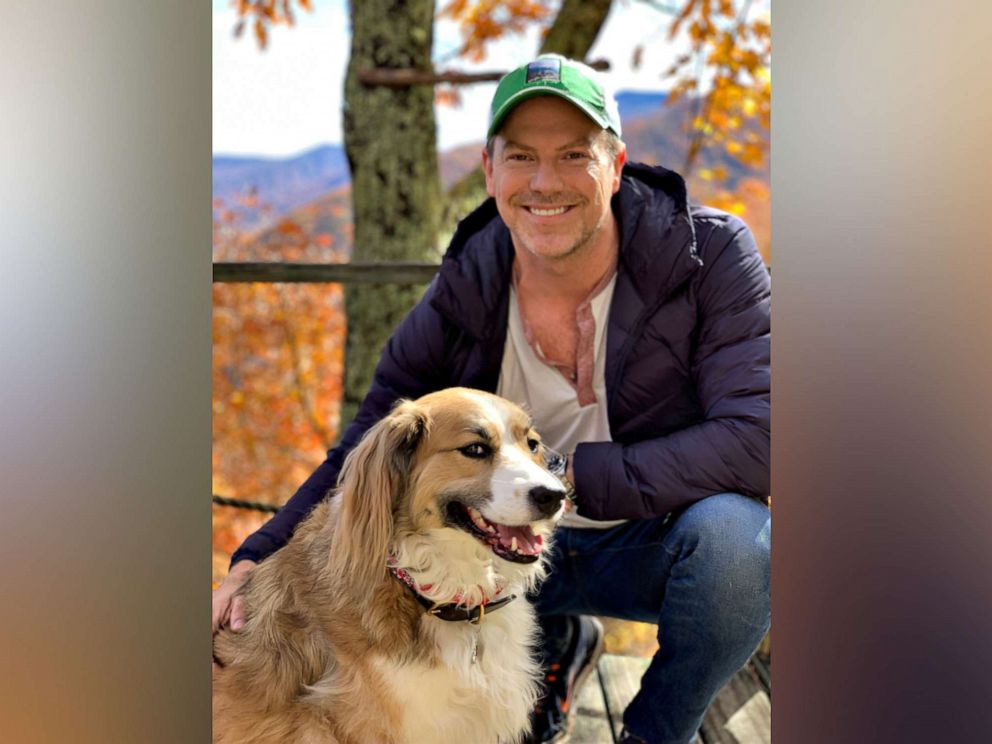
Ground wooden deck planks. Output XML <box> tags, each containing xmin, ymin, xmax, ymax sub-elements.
<box><xmin>567</xmin><ymin>662</ymin><xmax>616</xmax><ymax>744</ymax></box>
<box><xmin>570</xmin><ymin>654</ymin><xmax>771</xmax><ymax>744</ymax></box>
<box><xmin>597</xmin><ymin>654</ymin><xmax>649</xmax><ymax>740</ymax></box>
<box><xmin>698</xmin><ymin>664</ymin><xmax>771</xmax><ymax>744</ymax></box>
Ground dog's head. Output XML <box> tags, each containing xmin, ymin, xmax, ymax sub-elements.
<box><xmin>331</xmin><ymin>388</ymin><xmax>567</xmax><ymax>598</ymax></box>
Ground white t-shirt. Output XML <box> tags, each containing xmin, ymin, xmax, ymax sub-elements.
<box><xmin>497</xmin><ymin>280</ymin><xmax>626</xmax><ymax>529</ymax></box>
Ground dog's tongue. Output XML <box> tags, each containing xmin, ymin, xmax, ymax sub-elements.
<box><xmin>494</xmin><ymin>524</ymin><xmax>542</xmax><ymax>555</ymax></box>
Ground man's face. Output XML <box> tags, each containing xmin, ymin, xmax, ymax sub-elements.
<box><xmin>482</xmin><ymin>96</ymin><xmax>626</xmax><ymax>262</ymax></box>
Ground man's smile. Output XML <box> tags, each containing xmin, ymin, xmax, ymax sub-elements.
<box><xmin>525</xmin><ymin>205</ymin><xmax>571</xmax><ymax>216</ymax></box>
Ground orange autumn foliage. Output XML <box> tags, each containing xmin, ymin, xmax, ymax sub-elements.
<box><xmin>665</xmin><ymin>0</ymin><xmax>771</xmax><ymax>174</ymax></box>
<box><xmin>438</xmin><ymin>0</ymin><xmax>554</xmax><ymax>61</ymax></box>
<box><xmin>232</xmin><ymin>0</ymin><xmax>313</xmax><ymax>50</ymax></box>
<box><xmin>212</xmin><ymin>196</ymin><xmax>347</xmax><ymax>583</ymax></box>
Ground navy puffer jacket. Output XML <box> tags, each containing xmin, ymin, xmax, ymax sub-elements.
<box><xmin>232</xmin><ymin>162</ymin><xmax>770</xmax><ymax>566</ymax></box>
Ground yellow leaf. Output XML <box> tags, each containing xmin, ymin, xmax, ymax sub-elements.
<box><xmin>254</xmin><ymin>18</ymin><xmax>267</xmax><ymax>50</ymax></box>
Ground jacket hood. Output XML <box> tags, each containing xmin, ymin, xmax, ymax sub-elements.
<box><xmin>431</xmin><ymin>161</ymin><xmax>702</xmax><ymax>339</ymax></box>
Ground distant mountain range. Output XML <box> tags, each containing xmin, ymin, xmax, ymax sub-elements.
<box><xmin>616</xmin><ymin>90</ymin><xmax>668</xmax><ymax>121</ymax></box>
<box><xmin>213</xmin><ymin>90</ymin><xmax>769</xmax><ymax>257</ymax></box>
<box><xmin>213</xmin><ymin>92</ymin><xmax>671</xmax><ymax>218</ymax></box>
<box><xmin>213</xmin><ymin>145</ymin><xmax>349</xmax><ymax>222</ymax></box>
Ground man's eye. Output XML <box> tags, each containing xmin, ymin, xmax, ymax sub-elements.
<box><xmin>459</xmin><ymin>443</ymin><xmax>491</xmax><ymax>459</ymax></box>
<box><xmin>527</xmin><ymin>438</ymin><xmax>540</xmax><ymax>453</ymax></box>
<box><xmin>564</xmin><ymin>151</ymin><xmax>588</xmax><ymax>160</ymax></box>
<box><xmin>507</xmin><ymin>153</ymin><xmax>531</xmax><ymax>162</ymax></box>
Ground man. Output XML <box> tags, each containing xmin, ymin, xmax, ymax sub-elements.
<box><xmin>213</xmin><ymin>55</ymin><xmax>770</xmax><ymax>744</ymax></box>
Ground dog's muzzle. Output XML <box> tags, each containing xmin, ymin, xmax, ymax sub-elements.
<box><xmin>528</xmin><ymin>485</ymin><xmax>564</xmax><ymax>517</ymax></box>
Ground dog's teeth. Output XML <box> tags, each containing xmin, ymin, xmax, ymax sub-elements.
<box><xmin>511</xmin><ymin>536</ymin><xmax>518</xmax><ymax>552</ymax></box>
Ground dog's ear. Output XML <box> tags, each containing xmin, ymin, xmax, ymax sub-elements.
<box><xmin>330</xmin><ymin>400</ymin><xmax>428</xmax><ymax>590</ymax></box>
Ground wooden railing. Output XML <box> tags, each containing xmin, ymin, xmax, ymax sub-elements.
<box><xmin>213</xmin><ymin>261</ymin><xmax>441</xmax><ymax>284</ymax></box>
<box><xmin>213</xmin><ymin>261</ymin><xmax>768</xmax><ymax>284</ymax></box>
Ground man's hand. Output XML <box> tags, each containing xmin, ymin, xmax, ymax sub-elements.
<box><xmin>212</xmin><ymin>560</ymin><xmax>256</xmax><ymax>634</ymax></box>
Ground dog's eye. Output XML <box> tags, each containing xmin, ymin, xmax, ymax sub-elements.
<box><xmin>527</xmin><ymin>438</ymin><xmax>540</xmax><ymax>454</ymax></box>
<box><xmin>459</xmin><ymin>443</ymin><xmax>491</xmax><ymax>459</ymax></box>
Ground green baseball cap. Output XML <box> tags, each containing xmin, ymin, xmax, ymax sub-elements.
<box><xmin>487</xmin><ymin>54</ymin><xmax>622</xmax><ymax>140</ymax></box>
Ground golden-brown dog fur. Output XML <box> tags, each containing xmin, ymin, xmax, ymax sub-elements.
<box><xmin>213</xmin><ymin>388</ymin><xmax>565</xmax><ymax>744</ymax></box>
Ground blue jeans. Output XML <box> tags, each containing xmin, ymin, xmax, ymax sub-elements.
<box><xmin>533</xmin><ymin>493</ymin><xmax>771</xmax><ymax>744</ymax></box>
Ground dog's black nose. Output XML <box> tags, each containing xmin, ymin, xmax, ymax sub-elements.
<box><xmin>529</xmin><ymin>486</ymin><xmax>564</xmax><ymax>517</ymax></box>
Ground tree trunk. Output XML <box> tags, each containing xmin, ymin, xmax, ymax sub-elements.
<box><xmin>539</xmin><ymin>0</ymin><xmax>614</xmax><ymax>58</ymax></box>
<box><xmin>341</xmin><ymin>0</ymin><xmax>441</xmax><ymax>430</ymax></box>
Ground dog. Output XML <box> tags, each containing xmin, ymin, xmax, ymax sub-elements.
<box><xmin>213</xmin><ymin>388</ymin><xmax>568</xmax><ymax>744</ymax></box>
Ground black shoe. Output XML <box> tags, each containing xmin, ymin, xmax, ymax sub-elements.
<box><xmin>618</xmin><ymin>730</ymin><xmax>648</xmax><ymax>744</ymax></box>
<box><xmin>525</xmin><ymin>615</ymin><xmax>605</xmax><ymax>744</ymax></box>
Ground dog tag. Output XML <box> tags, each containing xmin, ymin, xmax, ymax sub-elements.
<box><xmin>471</xmin><ymin>630</ymin><xmax>485</xmax><ymax>664</ymax></box>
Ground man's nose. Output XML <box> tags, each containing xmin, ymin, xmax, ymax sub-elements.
<box><xmin>528</xmin><ymin>485</ymin><xmax>564</xmax><ymax>517</ymax></box>
<box><xmin>529</xmin><ymin>159</ymin><xmax>564</xmax><ymax>192</ymax></box>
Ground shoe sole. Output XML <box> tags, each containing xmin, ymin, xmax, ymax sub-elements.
<box><xmin>545</xmin><ymin>616</ymin><xmax>606</xmax><ymax>744</ymax></box>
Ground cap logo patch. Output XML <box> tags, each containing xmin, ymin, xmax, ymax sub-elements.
<box><xmin>525</xmin><ymin>58</ymin><xmax>561</xmax><ymax>84</ymax></box>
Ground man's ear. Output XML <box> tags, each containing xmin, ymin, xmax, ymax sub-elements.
<box><xmin>611</xmin><ymin>141</ymin><xmax>627</xmax><ymax>194</ymax></box>
<box><xmin>482</xmin><ymin>145</ymin><xmax>495</xmax><ymax>197</ymax></box>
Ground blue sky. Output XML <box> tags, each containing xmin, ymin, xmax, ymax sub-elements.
<box><xmin>212</xmin><ymin>0</ymin><xmax>766</xmax><ymax>156</ymax></box>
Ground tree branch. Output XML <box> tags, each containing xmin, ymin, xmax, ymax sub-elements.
<box><xmin>358</xmin><ymin>60</ymin><xmax>609</xmax><ymax>88</ymax></box>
